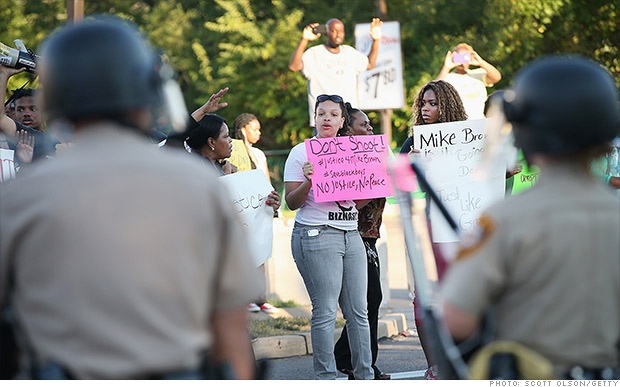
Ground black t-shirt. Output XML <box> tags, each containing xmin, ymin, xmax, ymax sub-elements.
<box><xmin>400</xmin><ymin>136</ymin><xmax>413</xmax><ymax>154</ymax></box>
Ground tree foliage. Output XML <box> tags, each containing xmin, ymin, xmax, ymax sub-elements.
<box><xmin>1</xmin><ymin>0</ymin><xmax>618</xmax><ymax>149</ymax></box>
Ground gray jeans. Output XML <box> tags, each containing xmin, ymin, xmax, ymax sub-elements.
<box><xmin>291</xmin><ymin>223</ymin><xmax>373</xmax><ymax>380</ymax></box>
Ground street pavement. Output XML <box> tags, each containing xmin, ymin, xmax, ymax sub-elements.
<box><xmin>263</xmin><ymin>332</ymin><xmax>427</xmax><ymax>380</ymax></box>
<box><xmin>249</xmin><ymin>289</ymin><xmax>429</xmax><ymax>380</ymax></box>
<box><xmin>248</xmin><ymin>203</ymin><xmax>434</xmax><ymax>379</ymax></box>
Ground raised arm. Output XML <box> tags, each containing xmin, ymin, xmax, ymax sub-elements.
<box><xmin>366</xmin><ymin>18</ymin><xmax>383</xmax><ymax>70</ymax></box>
<box><xmin>191</xmin><ymin>87</ymin><xmax>229</xmax><ymax>122</ymax></box>
<box><xmin>0</xmin><ymin>65</ymin><xmax>24</xmax><ymax>137</ymax></box>
<box><xmin>289</xmin><ymin>23</ymin><xmax>320</xmax><ymax>72</ymax></box>
<box><xmin>436</xmin><ymin>51</ymin><xmax>456</xmax><ymax>81</ymax></box>
<box><xmin>470</xmin><ymin>51</ymin><xmax>502</xmax><ymax>84</ymax></box>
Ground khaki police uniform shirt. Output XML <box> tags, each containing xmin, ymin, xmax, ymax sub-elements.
<box><xmin>0</xmin><ymin>124</ymin><xmax>264</xmax><ymax>379</ymax></box>
<box><xmin>441</xmin><ymin>164</ymin><xmax>620</xmax><ymax>374</ymax></box>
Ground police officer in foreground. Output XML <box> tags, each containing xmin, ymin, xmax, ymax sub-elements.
<box><xmin>440</xmin><ymin>56</ymin><xmax>620</xmax><ymax>379</ymax></box>
<box><xmin>0</xmin><ymin>17</ymin><xmax>263</xmax><ymax>379</ymax></box>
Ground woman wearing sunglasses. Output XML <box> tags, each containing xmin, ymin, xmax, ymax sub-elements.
<box><xmin>283</xmin><ymin>94</ymin><xmax>373</xmax><ymax>380</ymax></box>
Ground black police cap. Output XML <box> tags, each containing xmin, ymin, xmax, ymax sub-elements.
<box><xmin>503</xmin><ymin>55</ymin><xmax>620</xmax><ymax>155</ymax></box>
<box><xmin>40</xmin><ymin>16</ymin><xmax>162</xmax><ymax>122</ymax></box>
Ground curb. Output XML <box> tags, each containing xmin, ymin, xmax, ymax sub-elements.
<box><xmin>252</xmin><ymin>313</ymin><xmax>408</xmax><ymax>360</ymax></box>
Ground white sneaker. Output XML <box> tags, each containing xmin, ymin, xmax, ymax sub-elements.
<box><xmin>246</xmin><ymin>303</ymin><xmax>260</xmax><ymax>312</ymax></box>
<box><xmin>259</xmin><ymin>302</ymin><xmax>279</xmax><ymax>314</ymax></box>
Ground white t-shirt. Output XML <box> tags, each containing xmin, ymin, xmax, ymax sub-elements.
<box><xmin>283</xmin><ymin>142</ymin><xmax>358</xmax><ymax>230</ymax></box>
<box><xmin>445</xmin><ymin>68</ymin><xmax>492</xmax><ymax>120</ymax></box>
<box><xmin>301</xmin><ymin>44</ymin><xmax>369</xmax><ymax>126</ymax></box>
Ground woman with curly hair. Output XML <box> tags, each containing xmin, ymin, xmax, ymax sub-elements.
<box><xmin>402</xmin><ymin>80</ymin><xmax>467</xmax><ymax>152</ymax></box>
<box><xmin>399</xmin><ymin>80</ymin><xmax>467</xmax><ymax>380</ymax></box>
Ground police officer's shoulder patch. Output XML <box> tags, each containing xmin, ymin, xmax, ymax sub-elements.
<box><xmin>456</xmin><ymin>214</ymin><xmax>495</xmax><ymax>260</ymax></box>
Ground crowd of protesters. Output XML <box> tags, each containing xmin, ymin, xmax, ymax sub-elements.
<box><xmin>1</xmin><ymin>13</ymin><xmax>619</xmax><ymax>382</ymax></box>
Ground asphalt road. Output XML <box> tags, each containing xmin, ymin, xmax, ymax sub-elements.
<box><xmin>262</xmin><ymin>327</ymin><xmax>429</xmax><ymax>380</ymax></box>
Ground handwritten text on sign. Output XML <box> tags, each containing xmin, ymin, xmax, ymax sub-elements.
<box><xmin>220</xmin><ymin>170</ymin><xmax>274</xmax><ymax>267</ymax></box>
<box><xmin>413</xmin><ymin>119</ymin><xmax>505</xmax><ymax>243</ymax></box>
<box><xmin>305</xmin><ymin>134</ymin><xmax>394</xmax><ymax>202</ymax></box>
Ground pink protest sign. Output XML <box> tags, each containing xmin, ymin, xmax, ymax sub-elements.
<box><xmin>305</xmin><ymin>134</ymin><xmax>394</xmax><ymax>202</ymax></box>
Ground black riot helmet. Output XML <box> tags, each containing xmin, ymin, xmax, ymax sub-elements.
<box><xmin>39</xmin><ymin>16</ymin><xmax>187</xmax><ymax>131</ymax></box>
<box><xmin>502</xmin><ymin>55</ymin><xmax>620</xmax><ymax>156</ymax></box>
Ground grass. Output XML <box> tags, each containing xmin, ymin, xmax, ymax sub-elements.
<box><xmin>250</xmin><ymin>317</ymin><xmax>346</xmax><ymax>338</ymax></box>
<box><xmin>266</xmin><ymin>299</ymin><xmax>301</xmax><ymax>308</ymax></box>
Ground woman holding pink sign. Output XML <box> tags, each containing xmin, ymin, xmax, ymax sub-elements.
<box><xmin>283</xmin><ymin>94</ymin><xmax>373</xmax><ymax>380</ymax></box>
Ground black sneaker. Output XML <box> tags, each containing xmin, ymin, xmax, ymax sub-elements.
<box><xmin>339</xmin><ymin>368</ymin><xmax>354</xmax><ymax>380</ymax></box>
<box><xmin>373</xmin><ymin>365</ymin><xmax>391</xmax><ymax>380</ymax></box>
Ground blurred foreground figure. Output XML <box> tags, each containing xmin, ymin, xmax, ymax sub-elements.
<box><xmin>0</xmin><ymin>17</ymin><xmax>263</xmax><ymax>379</ymax></box>
<box><xmin>441</xmin><ymin>56</ymin><xmax>620</xmax><ymax>379</ymax></box>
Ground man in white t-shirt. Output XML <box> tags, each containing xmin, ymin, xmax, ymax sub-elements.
<box><xmin>289</xmin><ymin>18</ymin><xmax>383</xmax><ymax>127</ymax></box>
<box><xmin>436</xmin><ymin>43</ymin><xmax>502</xmax><ymax>119</ymax></box>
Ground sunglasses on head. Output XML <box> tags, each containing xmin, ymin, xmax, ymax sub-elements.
<box><xmin>316</xmin><ymin>94</ymin><xmax>343</xmax><ymax>103</ymax></box>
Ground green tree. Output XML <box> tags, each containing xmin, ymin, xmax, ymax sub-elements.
<box><xmin>204</xmin><ymin>0</ymin><xmax>311</xmax><ymax>148</ymax></box>
<box><xmin>1</xmin><ymin>0</ymin><xmax>618</xmax><ymax>149</ymax></box>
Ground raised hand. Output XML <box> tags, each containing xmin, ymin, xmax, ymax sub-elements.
<box><xmin>16</xmin><ymin>129</ymin><xmax>34</xmax><ymax>164</ymax></box>
<box><xmin>191</xmin><ymin>87</ymin><xmax>229</xmax><ymax>122</ymax></box>
<box><xmin>0</xmin><ymin>65</ymin><xmax>26</xmax><ymax>78</ymax></box>
<box><xmin>469</xmin><ymin>51</ymin><xmax>483</xmax><ymax>66</ymax></box>
<box><xmin>370</xmin><ymin>18</ymin><xmax>383</xmax><ymax>41</ymax></box>
<box><xmin>203</xmin><ymin>87</ymin><xmax>229</xmax><ymax>113</ymax></box>
<box><xmin>302</xmin><ymin>23</ymin><xmax>321</xmax><ymax>41</ymax></box>
<box><xmin>443</xmin><ymin>50</ymin><xmax>457</xmax><ymax>70</ymax></box>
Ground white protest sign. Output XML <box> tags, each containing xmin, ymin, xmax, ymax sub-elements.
<box><xmin>412</xmin><ymin>119</ymin><xmax>505</xmax><ymax>242</ymax></box>
<box><xmin>354</xmin><ymin>21</ymin><xmax>405</xmax><ymax>110</ymax></box>
<box><xmin>220</xmin><ymin>169</ymin><xmax>274</xmax><ymax>267</ymax></box>
<box><xmin>0</xmin><ymin>148</ymin><xmax>16</xmax><ymax>183</ymax></box>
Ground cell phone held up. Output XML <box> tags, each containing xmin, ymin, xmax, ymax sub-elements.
<box><xmin>312</xmin><ymin>24</ymin><xmax>328</xmax><ymax>35</ymax></box>
<box><xmin>452</xmin><ymin>52</ymin><xmax>471</xmax><ymax>64</ymax></box>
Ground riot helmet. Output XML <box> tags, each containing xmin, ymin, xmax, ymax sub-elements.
<box><xmin>502</xmin><ymin>55</ymin><xmax>620</xmax><ymax>156</ymax></box>
<box><xmin>39</xmin><ymin>16</ymin><xmax>187</xmax><ymax>131</ymax></box>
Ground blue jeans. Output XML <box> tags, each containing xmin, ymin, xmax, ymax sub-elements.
<box><xmin>292</xmin><ymin>223</ymin><xmax>373</xmax><ymax>380</ymax></box>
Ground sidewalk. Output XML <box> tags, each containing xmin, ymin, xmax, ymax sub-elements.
<box><xmin>250</xmin><ymin>290</ymin><xmax>415</xmax><ymax>360</ymax></box>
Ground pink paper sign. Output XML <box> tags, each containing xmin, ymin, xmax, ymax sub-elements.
<box><xmin>305</xmin><ymin>135</ymin><xmax>394</xmax><ymax>202</ymax></box>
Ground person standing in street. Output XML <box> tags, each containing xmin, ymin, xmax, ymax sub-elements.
<box><xmin>233</xmin><ymin>113</ymin><xmax>281</xmax><ymax>315</ymax></box>
<box><xmin>289</xmin><ymin>17</ymin><xmax>382</xmax><ymax>128</ymax></box>
<box><xmin>284</xmin><ymin>94</ymin><xmax>373</xmax><ymax>380</ymax></box>
<box><xmin>399</xmin><ymin>80</ymin><xmax>468</xmax><ymax>380</ymax></box>
<box><xmin>0</xmin><ymin>17</ymin><xmax>263</xmax><ymax>379</ymax></box>
<box><xmin>333</xmin><ymin>103</ymin><xmax>390</xmax><ymax>380</ymax></box>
